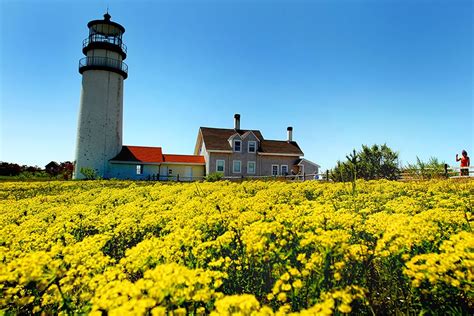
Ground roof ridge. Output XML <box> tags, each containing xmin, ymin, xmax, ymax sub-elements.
<box><xmin>123</xmin><ymin>145</ymin><xmax>163</xmax><ymax>149</ymax></box>
<box><xmin>200</xmin><ymin>126</ymin><xmax>261</xmax><ymax>132</ymax></box>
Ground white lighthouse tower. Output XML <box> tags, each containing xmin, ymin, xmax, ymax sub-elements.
<box><xmin>74</xmin><ymin>13</ymin><xmax>128</xmax><ymax>179</ymax></box>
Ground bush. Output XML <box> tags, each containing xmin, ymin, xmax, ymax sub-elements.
<box><xmin>404</xmin><ymin>157</ymin><xmax>447</xmax><ymax>180</ymax></box>
<box><xmin>205</xmin><ymin>172</ymin><xmax>223</xmax><ymax>182</ymax></box>
<box><xmin>331</xmin><ymin>144</ymin><xmax>400</xmax><ymax>182</ymax></box>
<box><xmin>80</xmin><ymin>167</ymin><xmax>98</xmax><ymax>180</ymax></box>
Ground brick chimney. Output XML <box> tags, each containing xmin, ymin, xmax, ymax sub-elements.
<box><xmin>234</xmin><ymin>114</ymin><xmax>241</xmax><ymax>130</ymax></box>
<box><xmin>287</xmin><ymin>126</ymin><xmax>293</xmax><ymax>142</ymax></box>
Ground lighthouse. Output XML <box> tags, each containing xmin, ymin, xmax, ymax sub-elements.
<box><xmin>74</xmin><ymin>13</ymin><xmax>128</xmax><ymax>179</ymax></box>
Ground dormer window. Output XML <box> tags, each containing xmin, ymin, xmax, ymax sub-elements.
<box><xmin>248</xmin><ymin>141</ymin><xmax>256</xmax><ymax>153</ymax></box>
<box><xmin>234</xmin><ymin>140</ymin><xmax>241</xmax><ymax>152</ymax></box>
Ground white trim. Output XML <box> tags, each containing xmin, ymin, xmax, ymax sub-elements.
<box><xmin>281</xmin><ymin>164</ymin><xmax>288</xmax><ymax>175</ymax></box>
<box><xmin>247</xmin><ymin>161</ymin><xmax>256</xmax><ymax>174</ymax></box>
<box><xmin>300</xmin><ymin>164</ymin><xmax>305</xmax><ymax>175</ymax></box>
<box><xmin>297</xmin><ymin>158</ymin><xmax>321</xmax><ymax>168</ymax></box>
<box><xmin>258</xmin><ymin>152</ymin><xmax>302</xmax><ymax>157</ymax></box>
<box><xmin>233</xmin><ymin>160</ymin><xmax>242</xmax><ymax>173</ymax></box>
<box><xmin>207</xmin><ymin>150</ymin><xmax>233</xmax><ymax>153</ymax></box>
<box><xmin>271</xmin><ymin>164</ymin><xmax>279</xmax><ymax>176</ymax></box>
<box><xmin>234</xmin><ymin>140</ymin><xmax>242</xmax><ymax>152</ymax></box>
<box><xmin>248</xmin><ymin>141</ymin><xmax>257</xmax><ymax>153</ymax></box>
<box><xmin>228</xmin><ymin>133</ymin><xmax>242</xmax><ymax>141</ymax></box>
<box><xmin>194</xmin><ymin>131</ymin><xmax>204</xmax><ymax>155</ymax></box>
<box><xmin>216</xmin><ymin>159</ymin><xmax>225</xmax><ymax>173</ymax></box>
<box><xmin>241</xmin><ymin>130</ymin><xmax>260</xmax><ymax>140</ymax></box>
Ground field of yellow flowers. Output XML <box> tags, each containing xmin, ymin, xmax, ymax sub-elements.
<box><xmin>0</xmin><ymin>179</ymin><xmax>472</xmax><ymax>315</ymax></box>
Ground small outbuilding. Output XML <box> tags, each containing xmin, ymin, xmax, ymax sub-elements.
<box><xmin>108</xmin><ymin>146</ymin><xmax>205</xmax><ymax>180</ymax></box>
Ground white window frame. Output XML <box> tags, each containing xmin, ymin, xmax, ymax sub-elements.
<box><xmin>281</xmin><ymin>165</ymin><xmax>288</xmax><ymax>176</ymax></box>
<box><xmin>216</xmin><ymin>160</ymin><xmax>225</xmax><ymax>173</ymax></box>
<box><xmin>271</xmin><ymin>164</ymin><xmax>279</xmax><ymax>176</ymax></box>
<box><xmin>233</xmin><ymin>160</ymin><xmax>242</xmax><ymax>173</ymax></box>
<box><xmin>248</xmin><ymin>141</ymin><xmax>257</xmax><ymax>153</ymax></box>
<box><xmin>136</xmin><ymin>164</ymin><xmax>143</xmax><ymax>175</ymax></box>
<box><xmin>247</xmin><ymin>161</ymin><xmax>256</xmax><ymax>174</ymax></box>
<box><xmin>234</xmin><ymin>140</ymin><xmax>242</xmax><ymax>152</ymax></box>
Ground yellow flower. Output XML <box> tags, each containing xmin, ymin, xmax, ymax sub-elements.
<box><xmin>277</xmin><ymin>292</ymin><xmax>287</xmax><ymax>302</ymax></box>
<box><xmin>338</xmin><ymin>303</ymin><xmax>352</xmax><ymax>313</ymax></box>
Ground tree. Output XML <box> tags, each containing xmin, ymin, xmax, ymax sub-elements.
<box><xmin>331</xmin><ymin>144</ymin><xmax>400</xmax><ymax>182</ymax></box>
<box><xmin>45</xmin><ymin>161</ymin><xmax>60</xmax><ymax>176</ymax></box>
<box><xmin>0</xmin><ymin>162</ymin><xmax>21</xmax><ymax>176</ymax></box>
<box><xmin>59</xmin><ymin>161</ymin><xmax>74</xmax><ymax>179</ymax></box>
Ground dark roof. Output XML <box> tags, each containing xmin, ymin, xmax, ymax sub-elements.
<box><xmin>200</xmin><ymin>127</ymin><xmax>264</xmax><ymax>151</ymax></box>
<box><xmin>87</xmin><ymin>13</ymin><xmax>125</xmax><ymax>34</ymax></box>
<box><xmin>199</xmin><ymin>127</ymin><xmax>303</xmax><ymax>155</ymax></box>
<box><xmin>260</xmin><ymin>140</ymin><xmax>303</xmax><ymax>155</ymax></box>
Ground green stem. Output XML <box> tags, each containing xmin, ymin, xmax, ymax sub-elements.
<box><xmin>55</xmin><ymin>279</ymin><xmax>72</xmax><ymax>315</ymax></box>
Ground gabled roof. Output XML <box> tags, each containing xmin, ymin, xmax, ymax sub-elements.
<box><xmin>296</xmin><ymin>158</ymin><xmax>321</xmax><ymax>168</ymax></box>
<box><xmin>198</xmin><ymin>127</ymin><xmax>303</xmax><ymax>156</ymax></box>
<box><xmin>199</xmin><ymin>127</ymin><xmax>264</xmax><ymax>151</ymax></box>
<box><xmin>163</xmin><ymin>154</ymin><xmax>205</xmax><ymax>164</ymax></box>
<box><xmin>110</xmin><ymin>146</ymin><xmax>164</xmax><ymax>163</ymax></box>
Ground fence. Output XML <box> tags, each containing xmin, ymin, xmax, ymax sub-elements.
<box><xmin>220</xmin><ymin>174</ymin><xmax>322</xmax><ymax>182</ymax></box>
<box><xmin>143</xmin><ymin>172</ymin><xmax>329</xmax><ymax>183</ymax></box>
<box><xmin>400</xmin><ymin>165</ymin><xmax>473</xmax><ymax>181</ymax></box>
<box><xmin>142</xmin><ymin>166</ymin><xmax>472</xmax><ymax>183</ymax></box>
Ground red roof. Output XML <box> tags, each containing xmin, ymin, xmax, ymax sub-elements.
<box><xmin>110</xmin><ymin>146</ymin><xmax>164</xmax><ymax>163</ymax></box>
<box><xmin>163</xmin><ymin>154</ymin><xmax>205</xmax><ymax>164</ymax></box>
<box><xmin>110</xmin><ymin>146</ymin><xmax>205</xmax><ymax>164</ymax></box>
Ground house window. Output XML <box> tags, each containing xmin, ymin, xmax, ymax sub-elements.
<box><xmin>248</xmin><ymin>141</ymin><xmax>256</xmax><ymax>153</ymax></box>
<box><xmin>234</xmin><ymin>140</ymin><xmax>241</xmax><ymax>152</ymax></box>
<box><xmin>233</xmin><ymin>160</ymin><xmax>241</xmax><ymax>173</ymax></box>
<box><xmin>168</xmin><ymin>168</ymin><xmax>173</xmax><ymax>175</ymax></box>
<box><xmin>272</xmin><ymin>164</ymin><xmax>279</xmax><ymax>176</ymax></box>
<box><xmin>136</xmin><ymin>165</ymin><xmax>143</xmax><ymax>175</ymax></box>
<box><xmin>281</xmin><ymin>165</ymin><xmax>288</xmax><ymax>176</ymax></box>
<box><xmin>216</xmin><ymin>160</ymin><xmax>225</xmax><ymax>173</ymax></box>
<box><xmin>247</xmin><ymin>161</ymin><xmax>256</xmax><ymax>174</ymax></box>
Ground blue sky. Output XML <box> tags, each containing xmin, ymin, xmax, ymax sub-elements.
<box><xmin>1</xmin><ymin>0</ymin><xmax>472</xmax><ymax>171</ymax></box>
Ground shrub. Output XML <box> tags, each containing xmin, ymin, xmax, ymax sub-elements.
<box><xmin>205</xmin><ymin>172</ymin><xmax>223</xmax><ymax>182</ymax></box>
<box><xmin>80</xmin><ymin>167</ymin><xmax>98</xmax><ymax>180</ymax></box>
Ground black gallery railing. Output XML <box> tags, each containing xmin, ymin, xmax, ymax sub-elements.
<box><xmin>83</xmin><ymin>34</ymin><xmax>127</xmax><ymax>54</ymax></box>
<box><xmin>79</xmin><ymin>57</ymin><xmax>128</xmax><ymax>77</ymax></box>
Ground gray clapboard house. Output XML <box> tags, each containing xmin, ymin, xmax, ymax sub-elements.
<box><xmin>194</xmin><ymin>114</ymin><xmax>320</xmax><ymax>178</ymax></box>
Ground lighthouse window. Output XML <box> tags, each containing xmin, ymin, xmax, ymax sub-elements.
<box><xmin>136</xmin><ymin>165</ymin><xmax>143</xmax><ymax>175</ymax></box>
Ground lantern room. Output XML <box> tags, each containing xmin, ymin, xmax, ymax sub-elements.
<box><xmin>79</xmin><ymin>13</ymin><xmax>128</xmax><ymax>78</ymax></box>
